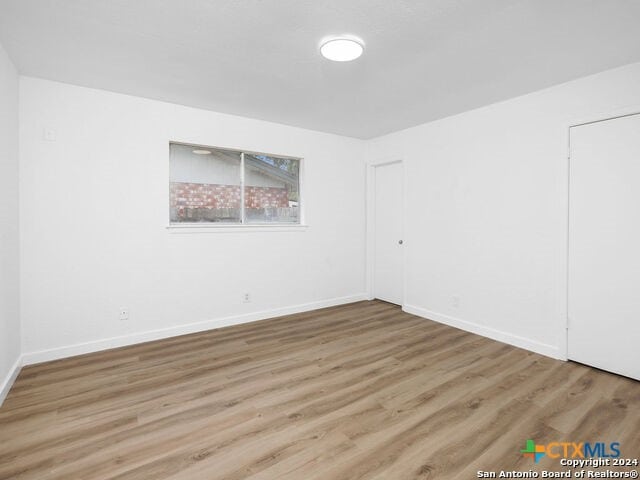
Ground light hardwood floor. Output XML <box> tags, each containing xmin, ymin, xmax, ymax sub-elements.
<box><xmin>0</xmin><ymin>300</ymin><xmax>638</xmax><ymax>479</ymax></box>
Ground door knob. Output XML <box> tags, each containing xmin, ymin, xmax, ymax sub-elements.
<box><xmin>398</xmin><ymin>240</ymin><xmax>403</xmax><ymax>245</ymax></box>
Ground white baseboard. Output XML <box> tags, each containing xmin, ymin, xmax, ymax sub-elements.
<box><xmin>402</xmin><ymin>304</ymin><xmax>562</xmax><ymax>360</ymax></box>
<box><xmin>0</xmin><ymin>355</ymin><xmax>22</xmax><ymax>407</ymax></box>
<box><xmin>22</xmin><ymin>294</ymin><xmax>369</xmax><ymax>366</ymax></box>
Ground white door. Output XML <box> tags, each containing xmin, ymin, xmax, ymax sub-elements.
<box><xmin>568</xmin><ymin>113</ymin><xmax>640</xmax><ymax>380</ymax></box>
<box><xmin>374</xmin><ymin>162</ymin><xmax>403</xmax><ymax>305</ymax></box>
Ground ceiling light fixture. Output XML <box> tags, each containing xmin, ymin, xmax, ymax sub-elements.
<box><xmin>320</xmin><ymin>36</ymin><xmax>364</xmax><ymax>62</ymax></box>
<box><xmin>192</xmin><ymin>149</ymin><xmax>212</xmax><ymax>155</ymax></box>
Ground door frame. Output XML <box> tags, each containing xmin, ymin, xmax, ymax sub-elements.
<box><xmin>562</xmin><ymin>104</ymin><xmax>640</xmax><ymax>361</ymax></box>
<box><xmin>366</xmin><ymin>158</ymin><xmax>406</xmax><ymax>305</ymax></box>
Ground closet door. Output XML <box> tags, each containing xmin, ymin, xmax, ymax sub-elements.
<box><xmin>374</xmin><ymin>161</ymin><xmax>404</xmax><ymax>305</ymax></box>
<box><xmin>568</xmin><ymin>113</ymin><xmax>640</xmax><ymax>380</ymax></box>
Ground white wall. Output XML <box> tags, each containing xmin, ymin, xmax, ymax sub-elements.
<box><xmin>19</xmin><ymin>77</ymin><xmax>366</xmax><ymax>362</ymax></box>
<box><xmin>367</xmin><ymin>62</ymin><xmax>640</xmax><ymax>359</ymax></box>
<box><xmin>0</xmin><ymin>42</ymin><xmax>20</xmax><ymax>401</ymax></box>
<box><xmin>17</xmin><ymin>61</ymin><xmax>640</xmax><ymax>367</ymax></box>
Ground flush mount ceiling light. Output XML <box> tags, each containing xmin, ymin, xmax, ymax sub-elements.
<box><xmin>192</xmin><ymin>149</ymin><xmax>212</xmax><ymax>155</ymax></box>
<box><xmin>320</xmin><ymin>36</ymin><xmax>364</xmax><ymax>62</ymax></box>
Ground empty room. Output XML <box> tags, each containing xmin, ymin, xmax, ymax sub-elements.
<box><xmin>0</xmin><ymin>1</ymin><xmax>639</xmax><ymax>479</ymax></box>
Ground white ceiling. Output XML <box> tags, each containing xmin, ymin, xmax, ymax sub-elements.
<box><xmin>1</xmin><ymin>0</ymin><xmax>639</xmax><ymax>139</ymax></box>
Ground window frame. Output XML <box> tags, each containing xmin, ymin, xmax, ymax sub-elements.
<box><xmin>167</xmin><ymin>141</ymin><xmax>306</xmax><ymax>230</ymax></box>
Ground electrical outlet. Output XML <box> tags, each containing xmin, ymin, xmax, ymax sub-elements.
<box><xmin>44</xmin><ymin>128</ymin><xmax>56</xmax><ymax>142</ymax></box>
<box><xmin>119</xmin><ymin>307</ymin><xmax>129</xmax><ymax>321</ymax></box>
<box><xmin>451</xmin><ymin>296</ymin><xmax>460</xmax><ymax>308</ymax></box>
<box><xmin>243</xmin><ymin>293</ymin><xmax>251</xmax><ymax>303</ymax></box>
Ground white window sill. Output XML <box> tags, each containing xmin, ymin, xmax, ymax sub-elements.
<box><xmin>167</xmin><ymin>224</ymin><xmax>309</xmax><ymax>234</ymax></box>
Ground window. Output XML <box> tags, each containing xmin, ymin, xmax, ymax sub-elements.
<box><xmin>169</xmin><ymin>143</ymin><xmax>301</xmax><ymax>225</ymax></box>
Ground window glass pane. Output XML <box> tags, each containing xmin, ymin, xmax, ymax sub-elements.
<box><xmin>244</xmin><ymin>154</ymin><xmax>300</xmax><ymax>224</ymax></box>
<box><xmin>170</xmin><ymin>144</ymin><xmax>241</xmax><ymax>223</ymax></box>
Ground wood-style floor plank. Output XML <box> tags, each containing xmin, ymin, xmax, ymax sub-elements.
<box><xmin>0</xmin><ymin>300</ymin><xmax>638</xmax><ymax>479</ymax></box>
